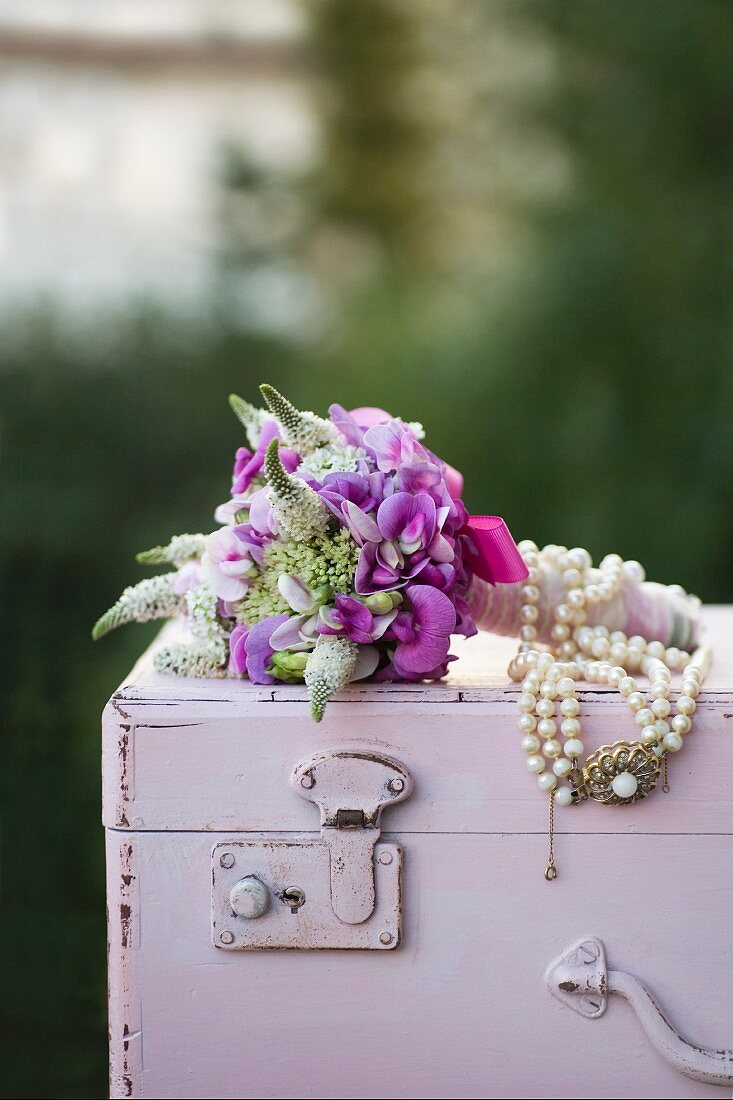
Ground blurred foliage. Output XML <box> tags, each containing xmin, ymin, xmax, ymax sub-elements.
<box><xmin>2</xmin><ymin>1</ymin><xmax>732</xmax><ymax>1097</ymax></box>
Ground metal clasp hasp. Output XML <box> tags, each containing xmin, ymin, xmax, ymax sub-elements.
<box><xmin>290</xmin><ymin>749</ymin><xmax>413</xmax><ymax>925</ymax></box>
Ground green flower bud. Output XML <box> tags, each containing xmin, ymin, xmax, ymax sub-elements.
<box><xmin>272</xmin><ymin>651</ymin><xmax>310</xmax><ymax>674</ymax></box>
<box><xmin>361</xmin><ymin>592</ymin><xmax>394</xmax><ymax>615</ymax></box>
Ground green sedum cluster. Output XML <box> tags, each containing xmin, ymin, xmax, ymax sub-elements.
<box><xmin>236</xmin><ymin>526</ymin><xmax>360</xmax><ymax>627</ymax></box>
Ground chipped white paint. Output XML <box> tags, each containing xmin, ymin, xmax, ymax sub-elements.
<box><xmin>546</xmin><ymin>936</ymin><xmax>733</xmax><ymax>1087</ymax></box>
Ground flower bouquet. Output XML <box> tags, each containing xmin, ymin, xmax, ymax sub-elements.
<box><xmin>94</xmin><ymin>385</ymin><xmax>526</xmax><ymax>720</ymax></box>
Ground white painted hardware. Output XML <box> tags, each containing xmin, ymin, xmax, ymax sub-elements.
<box><xmin>228</xmin><ymin>875</ymin><xmax>270</xmax><ymax>919</ymax></box>
<box><xmin>211</xmin><ymin>748</ymin><xmax>412</xmax><ymax>950</ymax></box>
<box><xmin>211</xmin><ymin>838</ymin><xmax>402</xmax><ymax>950</ymax></box>
<box><xmin>546</xmin><ymin>936</ymin><xmax>733</xmax><ymax>1087</ymax></box>
<box><xmin>289</xmin><ymin>749</ymin><xmax>413</xmax><ymax>924</ymax></box>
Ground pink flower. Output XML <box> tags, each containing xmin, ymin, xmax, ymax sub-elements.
<box><xmin>200</xmin><ymin>527</ymin><xmax>257</xmax><ymax>601</ymax></box>
<box><xmin>231</xmin><ymin>420</ymin><xmax>299</xmax><ymax>497</ymax></box>
<box><xmin>363</xmin><ymin>419</ymin><xmax>428</xmax><ymax>472</ymax></box>
<box><xmin>328</xmin><ymin>404</ymin><xmax>393</xmax><ymax>447</ymax></box>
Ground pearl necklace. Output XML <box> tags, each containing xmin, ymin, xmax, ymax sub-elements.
<box><xmin>509</xmin><ymin>542</ymin><xmax>711</xmax><ymax>878</ymax></box>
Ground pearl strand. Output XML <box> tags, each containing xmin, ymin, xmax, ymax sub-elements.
<box><xmin>513</xmin><ymin>542</ymin><xmax>708</xmax><ymax>806</ymax></box>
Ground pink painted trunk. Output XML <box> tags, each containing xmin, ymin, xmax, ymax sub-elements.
<box><xmin>103</xmin><ymin>607</ymin><xmax>733</xmax><ymax>1099</ymax></box>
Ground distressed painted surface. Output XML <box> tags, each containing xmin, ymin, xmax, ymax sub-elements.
<box><xmin>104</xmin><ymin>607</ymin><xmax>733</xmax><ymax>1098</ymax></box>
<box><xmin>108</xmin><ymin>831</ymin><xmax>733</xmax><ymax>1099</ymax></box>
<box><xmin>103</xmin><ymin>608</ymin><xmax>733</xmax><ymax>836</ymax></box>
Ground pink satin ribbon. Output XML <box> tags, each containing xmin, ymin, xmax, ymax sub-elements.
<box><xmin>461</xmin><ymin>516</ymin><xmax>529</xmax><ymax>585</ymax></box>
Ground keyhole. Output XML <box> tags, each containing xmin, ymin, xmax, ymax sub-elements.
<box><xmin>281</xmin><ymin>886</ymin><xmax>306</xmax><ymax>914</ymax></box>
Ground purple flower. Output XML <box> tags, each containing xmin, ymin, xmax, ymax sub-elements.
<box><xmin>417</xmin><ymin>561</ymin><xmax>456</xmax><ymax>591</ymax></box>
<box><xmin>318</xmin><ymin>472</ymin><xmax>383</xmax><ymax>521</ymax></box>
<box><xmin>228</xmin><ymin>623</ymin><xmax>250</xmax><ymax>674</ymax></box>
<box><xmin>231</xmin><ymin>522</ymin><xmax>269</xmax><ymax>568</ymax></box>
<box><xmin>231</xmin><ymin>420</ymin><xmax>299</xmax><ymax>496</ymax></box>
<box><xmin>379</xmin><ymin>492</ymin><xmax>437</xmax><ymax>552</ymax></box>
<box><xmin>454</xmin><ymin>593</ymin><xmax>478</xmax><ymax>638</ymax></box>
<box><xmin>242</xmin><ymin>613</ymin><xmax>290</xmax><ymax>684</ymax></box>
<box><xmin>386</xmin><ymin>585</ymin><xmax>456</xmax><ymax>678</ymax></box>
<box><xmin>354</xmin><ymin>491</ymin><xmax>454</xmax><ymax>593</ymax></box>
<box><xmin>363</xmin><ymin>419</ymin><xmax>428</xmax><ymax>472</ymax></box>
<box><xmin>317</xmin><ymin>594</ymin><xmax>396</xmax><ymax>644</ymax></box>
<box><xmin>247</xmin><ymin>486</ymin><xmax>278</xmax><ymax>536</ymax></box>
<box><xmin>317</xmin><ymin>470</ymin><xmax>398</xmax><ymax>545</ymax></box>
<box><xmin>374</xmin><ymin>653</ymin><xmax>456</xmax><ymax>684</ymax></box>
<box><xmin>329</xmin><ymin>404</ymin><xmax>393</xmax><ymax>447</ymax></box>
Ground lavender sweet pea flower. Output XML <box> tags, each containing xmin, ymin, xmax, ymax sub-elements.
<box><xmin>417</xmin><ymin>561</ymin><xmax>456</xmax><ymax>591</ymax></box>
<box><xmin>267</xmin><ymin>574</ymin><xmax>341</xmax><ymax>654</ymax></box>
<box><xmin>379</xmin><ymin>492</ymin><xmax>437</xmax><ymax>552</ymax></box>
<box><xmin>363</xmin><ymin>419</ymin><xmax>428</xmax><ymax>473</ymax></box>
<box><xmin>231</xmin><ymin>420</ymin><xmax>299</xmax><ymax>496</ymax></box>
<box><xmin>247</xmin><ymin>486</ymin><xmax>278</xmax><ymax>536</ymax></box>
<box><xmin>355</xmin><ymin>491</ymin><xmax>451</xmax><ymax>593</ymax></box>
<box><xmin>243</xmin><ymin>613</ymin><xmax>290</xmax><ymax>684</ymax></box>
<box><xmin>387</xmin><ymin>585</ymin><xmax>456</xmax><ymax>678</ymax></box>
<box><xmin>454</xmin><ymin>593</ymin><xmax>478</xmax><ymax>638</ymax></box>
<box><xmin>374</xmin><ymin>653</ymin><xmax>456</xmax><ymax>683</ymax></box>
<box><xmin>214</xmin><ymin>494</ymin><xmax>249</xmax><ymax>526</ymax></box>
<box><xmin>231</xmin><ymin>522</ymin><xmax>269</xmax><ymax>568</ymax></box>
<box><xmin>329</xmin><ymin>404</ymin><xmax>392</xmax><ymax>447</ymax></box>
<box><xmin>397</xmin><ymin>461</ymin><xmax>468</xmax><ymax>526</ymax></box>
<box><xmin>318</xmin><ymin>472</ymin><xmax>379</xmax><ymax>521</ymax></box>
<box><xmin>228</xmin><ymin>623</ymin><xmax>250</xmax><ymax>674</ymax></box>
<box><xmin>317</xmin><ymin>594</ymin><xmax>396</xmax><ymax>645</ymax></box>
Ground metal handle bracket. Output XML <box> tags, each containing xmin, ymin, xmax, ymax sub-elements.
<box><xmin>546</xmin><ymin>935</ymin><xmax>733</xmax><ymax>1087</ymax></box>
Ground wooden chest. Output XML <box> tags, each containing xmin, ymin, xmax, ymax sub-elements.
<box><xmin>103</xmin><ymin>609</ymin><xmax>733</xmax><ymax>1099</ymax></box>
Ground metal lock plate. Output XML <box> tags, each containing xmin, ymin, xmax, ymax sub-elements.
<box><xmin>211</xmin><ymin>748</ymin><xmax>412</xmax><ymax>951</ymax></box>
<box><xmin>212</xmin><ymin>838</ymin><xmax>402</xmax><ymax>950</ymax></box>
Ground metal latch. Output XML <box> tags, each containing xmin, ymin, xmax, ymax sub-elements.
<box><xmin>211</xmin><ymin>748</ymin><xmax>412</xmax><ymax>951</ymax></box>
<box><xmin>290</xmin><ymin>749</ymin><xmax>413</xmax><ymax>925</ymax></box>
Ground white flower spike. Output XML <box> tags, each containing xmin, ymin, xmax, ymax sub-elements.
<box><xmin>263</xmin><ymin>437</ymin><xmax>330</xmax><ymax>541</ymax></box>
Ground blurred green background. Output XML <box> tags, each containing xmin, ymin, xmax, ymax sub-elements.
<box><xmin>1</xmin><ymin>1</ymin><xmax>731</xmax><ymax>1096</ymax></box>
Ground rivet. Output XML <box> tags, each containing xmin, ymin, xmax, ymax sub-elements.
<box><xmin>300</xmin><ymin>773</ymin><xmax>315</xmax><ymax>789</ymax></box>
<box><xmin>379</xmin><ymin>932</ymin><xmax>393</xmax><ymax>945</ymax></box>
<box><xmin>219</xmin><ymin>852</ymin><xmax>235</xmax><ymax>869</ymax></box>
<box><xmin>378</xmin><ymin>851</ymin><xmax>393</xmax><ymax>865</ymax></box>
<box><xmin>388</xmin><ymin>777</ymin><xmax>404</xmax><ymax>794</ymax></box>
<box><xmin>219</xmin><ymin>930</ymin><xmax>235</xmax><ymax>945</ymax></box>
